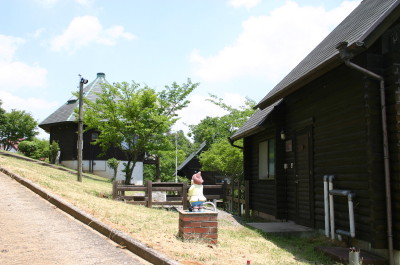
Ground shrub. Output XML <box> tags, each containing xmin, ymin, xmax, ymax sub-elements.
<box><xmin>18</xmin><ymin>138</ymin><xmax>49</xmax><ymax>160</ymax></box>
<box><xmin>107</xmin><ymin>158</ymin><xmax>120</xmax><ymax>181</ymax></box>
<box><xmin>48</xmin><ymin>140</ymin><xmax>60</xmax><ymax>164</ymax></box>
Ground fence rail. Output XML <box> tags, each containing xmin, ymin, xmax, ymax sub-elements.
<box><xmin>112</xmin><ymin>180</ymin><xmax>249</xmax><ymax>217</ymax></box>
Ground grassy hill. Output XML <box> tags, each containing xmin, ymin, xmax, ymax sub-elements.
<box><xmin>0</xmin><ymin>152</ymin><xmax>341</xmax><ymax>265</ymax></box>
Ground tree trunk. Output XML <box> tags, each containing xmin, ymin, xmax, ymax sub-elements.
<box><xmin>124</xmin><ymin>154</ymin><xmax>138</xmax><ymax>185</ymax></box>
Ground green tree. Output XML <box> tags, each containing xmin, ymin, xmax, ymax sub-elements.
<box><xmin>0</xmin><ymin>100</ymin><xmax>6</xmax><ymax>129</ymax></box>
<box><xmin>107</xmin><ymin>158</ymin><xmax>120</xmax><ymax>181</ymax></box>
<box><xmin>0</xmin><ymin>109</ymin><xmax>38</xmax><ymax>151</ymax></box>
<box><xmin>18</xmin><ymin>138</ymin><xmax>49</xmax><ymax>160</ymax></box>
<box><xmin>199</xmin><ymin>140</ymin><xmax>244</xmax><ymax>179</ymax></box>
<box><xmin>143</xmin><ymin>130</ymin><xmax>194</xmax><ymax>182</ymax></box>
<box><xmin>49</xmin><ymin>140</ymin><xmax>60</xmax><ymax>164</ymax></box>
<box><xmin>188</xmin><ymin>94</ymin><xmax>256</xmax><ymax>145</ymax></box>
<box><xmin>83</xmin><ymin>79</ymin><xmax>198</xmax><ymax>184</ymax></box>
<box><xmin>191</xmin><ymin>94</ymin><xmax>256</xmax><ymax>180</ymax></box>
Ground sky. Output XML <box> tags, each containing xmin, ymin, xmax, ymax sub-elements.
<box><xmin>0</xmin><ymin>0</ymin><xmax>361</xmax><ymax>139</ymax></box>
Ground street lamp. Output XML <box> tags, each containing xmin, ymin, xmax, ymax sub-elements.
<box><xmin>77</xmin><ymin>75</ymin><xmax>88</xmax><ymax>182</ymax></box>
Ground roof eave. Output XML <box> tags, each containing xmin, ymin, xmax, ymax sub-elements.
<box><xmin>230</xmin><ymin>126</ymin><xmax>265</xmax><ymax>141</ymax></box>
<box><xmin>256</xmin><ymin>1</ymin><xmax>400</xmax><ymax>110</ymax></box>
<box><xmin>256</xmin><ymin>56</ymin><xmax>342</xmax><ymax>109</ymax></box>
<box><xmin>38</xmin><ymin>120</ymin><xmax>77</xmax><ymax>132</ymax></box>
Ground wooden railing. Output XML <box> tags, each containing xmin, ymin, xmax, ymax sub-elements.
<box><xmin>224</xmin><ymin>180</ymin><xmax>249</xmax><ymax>217</ymax></box>
<box><xmin>112</xmin><ymin>181</ymin><xmax>189</xmax><ymax>209</ymax></box>
<box><xmin>112</xmin><ymin>180</ymin><xmax>249</xmax><ymax>217</ymax></box>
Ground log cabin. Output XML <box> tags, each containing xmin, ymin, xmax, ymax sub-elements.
<box><xmin>39</xmin><ymin>73</ymin><xmax>144</xmax><ymax>184</ymax></box>
<box><xmin>230</xmin><ymin>0</ymin><xmax>400</xmax><ymax>263</ymax></box>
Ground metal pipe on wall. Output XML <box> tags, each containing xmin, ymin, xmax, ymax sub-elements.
<box><xmin>336</xmin><ymin>41</ymin><xmax>394</xmax><ymax>265</ymax></box>
<box><xmin>348</xmin><ymin>193</ymin><xmax>356</xmax><ymax>238</ymax></box>
<box><xmin>323</xmin><ymin>175</ymin><xmax>330</xmax><ymax>238</ymax></box>
<box><xmin>328</xmin><ymin>175</ymin><xmax>335</xmax><ymax>240</ymax></box>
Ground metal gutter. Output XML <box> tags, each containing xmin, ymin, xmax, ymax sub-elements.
<box><xmin>336</xmin><ymin>41</ymin><xmax>394</xmax><ymax>265</ymax></box>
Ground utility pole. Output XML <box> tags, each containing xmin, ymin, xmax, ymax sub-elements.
<box><xmin>175</xmin><ymin>132</ymin><xmax>178</xmax><ymax>183</ymax></box>
<box><xmin>77</xmin><ymin>75</ymin><xmax>88</xmax><ymax>182</ymax></box>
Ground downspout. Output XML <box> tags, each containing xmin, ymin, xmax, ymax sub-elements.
<box><xmin>336</xmin><ymin>41</ymin><xmax>394</xmax><ymax>265</ymax></box>
<box><xmin>323</xmin><ymin>175</ymin><xmax>330</xmax><ymax>238</ymax></box>
<box><xmin>228</xmin><ymin>137</ymin><xmax>243</xmax><ymax>149</ymax></box>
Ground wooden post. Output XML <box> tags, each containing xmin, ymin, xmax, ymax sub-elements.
<box><xmin>112</xmin><ymin>180</ymin><xmax>117</xmax><ymax>200</ymax></box>
<box><xmin>231</xmin><ymin>181</ymin><xmax>235</xmax><ymax>213</ymax></box>
<box><xmin>245</xmin><ymin>180</ymin><xmax>250</xmax><ymax>218</ymax></box>
<box><xmin>77</xmin><ymin>79</ymin><xmax>84</xmax><ymax>182</ymax></box>
<box><xmin>222</xmin><ymin>181</ymin><xmax>227</xmax><ymax>211</ymax></box>
<box><xmin>147</xmin><ymin>180</ymin><xmax>153</xmax><ymax>208</ymax></box>
<box><xmin>182</xmin><ymin>181</ymin><xmax>188</xmax><ymax>210</ymax></box>
<box><xmin>155</xmin><ymin>156</ymin><xmax>161</xmax><ymax>182</ymax></box>
<box><xmin>238</xmin><ymin>180</ymin><xmax>242</xmax><ymax>216</ymax></box>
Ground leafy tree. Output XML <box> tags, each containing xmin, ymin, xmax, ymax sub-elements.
<box><xmin>18</xmin><ymin>138</ymin><xmax>49</xmax><ymax>160</ymax></box>
<box><xmin>0</xmin><ymin>100</ymin><xmax>6</xmax><ymax>129</ymax></box>
<box><xmin>107</xmin><ymin>158</ymin><xmax>120</xmax><ymax>181</ymax></box>
<box><xmin>188</xmin><ymin>94</ymin><xmax>256</xmax><ymax>145</ymax></box>
<box><xmin>0</xmin><ymin>109</ymin><xmax>38</xmax><ymax>151</ymax></box>
<box><xmin>83</xmin><ymin>79</ymin><xmax>198</xmax><ymax>184</ymax></box>
<box><xmin>143</xmin><ymin>130</ymin><xmax>194</xmax><ymax>182</ymax></box>
<box><xmin>49</xmin><ymin>140</ymin><xmax>60</xmax><ymax>164</ymax></box>
<box><xmin>191</xmin><ymin>94</ymin><xmax>256</xmax><ymax>180</ymax></box>
<box><xmin>199</xmin><ymin>140</ymin><xmax>244</xmax><ymax>179</ymax></box>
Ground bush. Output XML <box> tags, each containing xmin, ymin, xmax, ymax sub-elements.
<box><xmin>107</xmin><ymin>158</ymin><xmax>120</xmax><ymax>181</ymax></box>
<box><xmin>18</xmin><ymin>138</ymin><xmax>49</xmax><ymax>160</ymax></box>
<box><xmin>49</xmin><ymin>140</ymin><xmax>60</xmax><ymax>164</ymax></box>
<box><xmin>18</xmin><ymin>141</ymin><xmax>37</xmax><ymax>157</ymax></box>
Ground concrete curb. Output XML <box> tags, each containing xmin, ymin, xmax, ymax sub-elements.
<box><xmin>0</xmin><ymin>166</ymin><xmax>181</xmax><ymax>265</ymax></box>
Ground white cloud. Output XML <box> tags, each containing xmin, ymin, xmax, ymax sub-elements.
<box><xmin>35</xmin><ymin>0</ymin><xmax>58</xmax><ymax>8</ymax></box>
<box><xmin>0</xmin><ymin>91</ymin><xmax>58</xmax><ymax>113</ymax></box>
<box><xmin>228</xmin><ymin>0</ymin><xmax>261</xmax><ymax>9</ymax></box>
<box><xmin>0</xmin><ymin>90</ymin><xmax>57</xmax><ymax>139</ymax></box>
<box><xmin>0</xmin><ymin>35</ymin><xmax>24</xmax><ymax>62</ymax></box>
<box><xmin>191</xmin><ymin>0</ymin><xmax>361</xmax><ymax>84</ymax></box>
<box><xmin>0</xmin><ymin>62</ymin><xmax>47</xmax><ymax>89</ymax></box>
<box><xmin>172</xmin><ymin>93</ymin><xmax>247</xmax><ymax>136</ymax></box>
<box><xmin>75</xmin><ymin>0</ymin><xmax>94</xmax><ymax>6</ymax></box>
<box><xmin>50</xmin><ymin>16</ymin><xmax>136</xmax><ymax>53</ymax></box>
<box><xmin>31</xmin><ymin>28</ymin><xmax>46</xmax><ymax>39</ymax></box>
<box><xmin>0</xmin><ymin>34</ymin><xmax>47</xmax><ymax>90</ymax></box>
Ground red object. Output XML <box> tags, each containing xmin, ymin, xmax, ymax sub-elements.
<box><xmin>247</xmin><ymin>261</ymin><xmax>250</xmax><ymax>265</ymax></box>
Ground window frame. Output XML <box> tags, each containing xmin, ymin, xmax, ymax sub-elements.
<box><xmin>258</xmin><ymin>138</ymin><xmax>276</xmax><ymax>180</ymax></box>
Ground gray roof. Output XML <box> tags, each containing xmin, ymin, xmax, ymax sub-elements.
<box><xmin>39</xmin><ymin>73</ymin><xmax>110</xmax><ymax>132</ymax></box>
<box><xmin>177</xmin><ymin>141</ymin><xmax>207</xmax><ymax>171</ymax></box>
<box><xmin>231</xmin><ymin>0</ymin><xmax>400</xmax><ymax>141</ymax></box>
<box><xmin>256</xmin><ymin>0</ymin><xmax>400</xmax><ymax>109</ymax></box>
<box><xmin>230</xmin><ymin>99</ymin><xmax>282</xmax><ymax>141</ymax></box>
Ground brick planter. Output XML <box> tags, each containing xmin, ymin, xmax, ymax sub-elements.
<box><xmin>178</xmin><ymin>209</ymin><xmax>218</xmax><ymax>244</ymax></box>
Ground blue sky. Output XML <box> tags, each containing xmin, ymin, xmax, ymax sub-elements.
<box><xmin>0</xmin><ymin>0</ymin><xmax>361</xmax><ymax>138</ymax></box>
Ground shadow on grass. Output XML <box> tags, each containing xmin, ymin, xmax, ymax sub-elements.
<box><xmin>232</xmin><ymin>214</ymin><xmax>344</xmax><ymax>265</ymax></box>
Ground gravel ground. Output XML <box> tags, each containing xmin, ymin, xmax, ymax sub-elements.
<box><xmin>0</xmin><ymin>172</ymin><xmax>150</xmax><ymax>265</ymax></box>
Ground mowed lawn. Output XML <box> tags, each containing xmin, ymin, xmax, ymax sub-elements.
<box><xmin>0</xmin><ymin>152</ymin><xmax>342</xmax><ymax>265</ymax></box>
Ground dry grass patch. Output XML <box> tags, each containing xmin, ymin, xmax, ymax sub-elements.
<box><xmin>0</xmin><ymin>154</ymin><xmax>341</xmax><ymax>265</ymax></box>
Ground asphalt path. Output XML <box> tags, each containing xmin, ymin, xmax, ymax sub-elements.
<box><xmin>0</xmin><ymin>172</ymin><xmax>149</xmax><ymax>265</ymax></box>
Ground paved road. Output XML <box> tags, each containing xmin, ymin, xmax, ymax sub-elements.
<box><xmin>0</xmin><ymin>172</ymin><xmax>149</xmax><ymax>265</ymax></box>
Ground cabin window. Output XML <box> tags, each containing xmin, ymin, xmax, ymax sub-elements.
<box><xmin>258</xmin><ymin>139</ymin><xmax>275</xmax><ymax>180</ymax></box>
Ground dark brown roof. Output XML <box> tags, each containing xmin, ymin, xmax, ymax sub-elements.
<box><xmin>39</xmin><ymin>73</ymin><xmax>110</xmax><ymax>132</ymax></box>
<box><xmin>177</xmin><ymin>141</ymin><xmax>207</xmax><ymax>171</ymax></box>
<box><xmin>230</xmin><ymin>99</ymin><xmax>282</xmax><ymax>141</ymax></box>
<box><xmin>256</xmin><ymin>0</ymin><xmax>400</xmax><ymax>109</ymax></box>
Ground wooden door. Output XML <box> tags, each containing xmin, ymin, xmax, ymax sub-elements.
<box><xmin>295</xmin><ymin>129</ymin><xmax>313</xmax><ymax>226</ymax></box>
